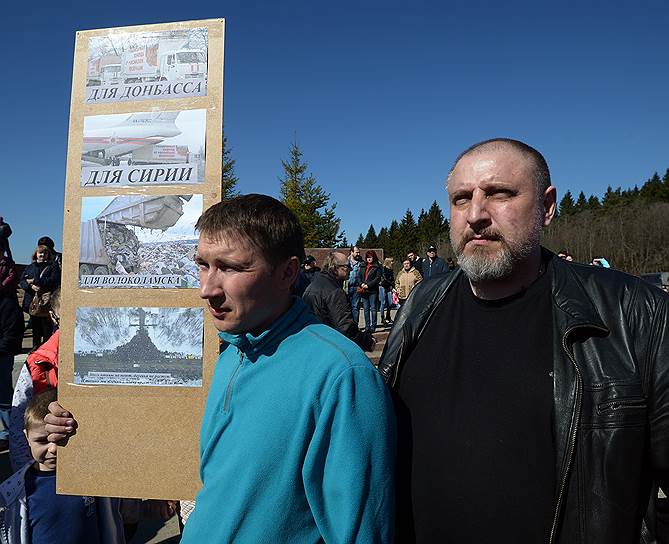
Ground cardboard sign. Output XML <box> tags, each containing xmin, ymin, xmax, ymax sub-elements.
<box><xmin>57</xmin><ymin>19</ymin><xmax>224</xmax><ymax>500</ymax></box>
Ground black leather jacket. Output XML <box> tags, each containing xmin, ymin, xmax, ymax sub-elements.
<box><xmin>378</xmin><ymin>250</ymin><xmax>669</xmax><ymax>543</ymax></box>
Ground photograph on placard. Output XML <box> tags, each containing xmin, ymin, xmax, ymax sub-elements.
<box><xmin>85</xmin><ymin>27</ymin><xmax>208</xmax><ymax>103</ymax></box>
<box><xmin>74</xmin><ymin>306</ymin><xmax>204</xmax><ymax>387</ymax></box>
<box><xmin>80</xmin><ymin>109</ymin><xmax>206</xmax><ymax>187</ymax></box>
<box><xmin>79</xmin><ymin>194</ymin><xmax>202</xmax><ymax>288</ymax></box>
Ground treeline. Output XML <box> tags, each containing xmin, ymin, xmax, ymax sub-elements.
<box><xmin>355</xmin><ymin>202</ymin><xmax>451</xmax><ymax>260</ymax></box>
<box><xmin>543</xmin><ymin>169</ymin><xmax>669</xmax><ymax>274</ymax></box>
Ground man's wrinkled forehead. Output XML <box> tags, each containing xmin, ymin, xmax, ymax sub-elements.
<box><xmin>448</xmin><ymin>145</ymin><xmax>533</xmax><ymax>191</ymax></box>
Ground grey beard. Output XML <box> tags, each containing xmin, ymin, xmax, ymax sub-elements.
<box><xmin>456</xmin><ymin>243</ymin><xmax>514</xmax><ymax>282</ymax></box>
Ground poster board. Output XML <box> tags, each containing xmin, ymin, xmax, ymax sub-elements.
<box><xmin>57</xmin><ymin>19</ymin><xmax>224</xmax><ymax>500</ymax></box>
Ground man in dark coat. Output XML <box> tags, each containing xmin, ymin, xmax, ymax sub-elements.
<box><xmin>421</xmin><ymin>245</ymin><xmax>448</xmax><ymax>280</ymax></box>
<box><xmin>303</xmin><ymin>251</ymin><xmax>375</xmax><ymax>352</ymax></box>
<box><xmin>0</xmin><ymin>218</ymin><xmax>12</xmax><ymax>262</ymax></box>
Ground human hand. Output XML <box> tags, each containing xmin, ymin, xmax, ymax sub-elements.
<box><xmin>143</xmin><ymin>499</ymin><xmax>178</xmax><ymax>520</ymax></box>
<box><xmin>31</xmin><ymin>284</ymin><xmax>39</xmax><ymax>292</ymax></box>
<box><xmin>44</xmin><ymin>402</ymin><xmax>77</xmax><ymax>444</ymax></box>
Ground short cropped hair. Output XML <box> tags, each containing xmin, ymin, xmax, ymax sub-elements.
<box><xmin>195</xmin><ymin>194</ymin><xmax>305</xmax><ymax>269</ymax></box>
<box><xmin>447</xmin><ymin>138</ymin><xmax>551</xmax><ymax>199</ymax></box>
<box><xmin>32</xmin><ymin>245</ymin><xmax>52</xmax><ymax>262</ymax></box>
<box><xmin>24</xmin><ymin>388</ymin><xmax>57</xmax><ymax>431</ymax></box>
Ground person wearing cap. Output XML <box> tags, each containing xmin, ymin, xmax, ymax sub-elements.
<box><xmin>292</xmin><ymin>255</ymin><xmax>320</xmax><ymax>297</ymax></box>
<box><xmin>421</xmin><ymin>245</ymin><xmax>448</xmax><ymax>281</ymax></box>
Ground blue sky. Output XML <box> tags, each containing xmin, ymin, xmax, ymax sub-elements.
<box><xmin>4</xmin><ymin>0</ymin><xmax>669</xmax><ymax>263</ymax></box>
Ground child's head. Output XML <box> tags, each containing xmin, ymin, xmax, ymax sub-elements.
<box><xmin>24</xmin><ymin>388</ymin><xmax>58</xmax><ymax>471</ymax></box>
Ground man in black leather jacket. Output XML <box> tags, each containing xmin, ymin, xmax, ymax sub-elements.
<box><xmin>378</xmin><ymin>138</ymin><xmax>669</xmax><ymax>543</ymax></box>
<box><xmin>303</xmin><ymin>251</ymin><xmax>375</xmax><ymax>352</ymax></box>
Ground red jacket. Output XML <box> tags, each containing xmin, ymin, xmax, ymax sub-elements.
<box><xmin>26</xmin><ymin>329</ymin><xmax>59</xmax><ymax>394</ymax></box>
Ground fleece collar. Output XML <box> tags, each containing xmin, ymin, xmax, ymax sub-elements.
<box><xmin>217</xmin><ymin>297</ymin><xmax>311</xmax><ymax>360</ymax></box>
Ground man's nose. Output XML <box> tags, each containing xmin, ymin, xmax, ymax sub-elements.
<box><xmin>467</xmin><ymin>192</ymin><xmax>492</xmax><ymax>230</ymax></box>
<box><xmin>47</xmin><ymin>442</ymin><xmax>58</xmax><ymax>455</ymax></box>
<box><xmin>199</xmin><ymin>269</ymin><xmax>220</xmax><ymax>298</ymax></box>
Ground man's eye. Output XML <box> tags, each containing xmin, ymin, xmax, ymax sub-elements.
<box><xmin>453</xmin><ymin>197</ymin><xmax>470</xmax><ymax>206</ymax></box>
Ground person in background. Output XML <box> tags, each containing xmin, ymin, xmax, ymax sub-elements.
<box><xmin>37</xmin><ymin>237</ymin><xmax>62</xmax><ymax>270</ymax></box>
<box><xmin>359</xmin><ymin>250</ymin><xmax>382</xmax><ymax>333</ymax></box>
<box><xmin>422</xmin><ymin>245</ymin><xmax>448</xmax><ymax>280</ymax></box>
<box><xmin>406</xmin><ymin>250</ymin><xmax>424</xmax><ymax>278</ymax></box>
<box><xmin>347</xmin><ymin>246</ymin><xmax>364</xmax><ymax>324</ymax></box>
<box><xmin>10</xmin><ymin>289</ymin><xmax>61</xmax><ymax>470</ymax></box>
<box><xmin>19</xmin><ymin>246</ymin><xmax>60</xmax><ymax>348</ymax></box>
<box><xmin>591</xmin><ymin>257</ymin><xmax>611</xmax><ymax>268</ymax></box>
<box><xmin>395</xmin><ymin>258</ymin><xmax>423</xmax><ymax>306</ymax></box>
<box><xmin>0</xmin><ymin>248</ymin><xmax>18</xmax><ymax>301</ymax></box>
<box><xmin>303</xmin><ymin>251</ymin><xmax>375</xmax><ymax>352</ymax></box>
<box><xmin>292</xmin><ymin>255</ymin><xmax>320</xmax><ymax>297</ymax></box>
<box><xmin>446</xmin><ymin>257</ymin><xmax>457</xmax><ymax>271</ymax></box>
<box><xmin>0</xmin><ymin>218</ymin><xmax>12</xmax><ymax>262</ymax></box>
<box><xmin>0</xmin><ymin>281</ymin><xmax>23</xmax><ymax>452</ymax></box>
<box><xmin>379</xmin><ymin>257</ymin><xmax>395</xmax><ymax>326</ymax></box>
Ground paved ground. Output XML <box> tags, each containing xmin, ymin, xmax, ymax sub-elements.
<box><xmin>3</xmin><ymin>308</ymin><xmax>397</xmax><ymax>542</ymax></box>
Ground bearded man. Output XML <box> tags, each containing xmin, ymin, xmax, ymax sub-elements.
<box><xmin>378</xmin><ymin>138</ymin><xmax>669</xmax><ymax>543</ymax></box>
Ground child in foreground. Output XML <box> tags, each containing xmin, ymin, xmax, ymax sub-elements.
<box><xmin>0</xmin><ymin>388</ymin><xmax>125</xmax><ymax>544</ymax></box>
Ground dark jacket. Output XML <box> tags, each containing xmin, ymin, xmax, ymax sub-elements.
<box><xmin>303</xmin><ymin>271</ymin><xmax>375</xmax><ymax>351</ymax></box>
<box><xmin>361</xmin><ymin>263</ymin><xmax>382</xmax><ymax>295</ymax></box>
<box><xmin>19</xmin><ymin>262</ymin><xmax>61</xmax><ymax>314</ymax></box>
<box><xmin>0</xmin><ymin>257</ymin><xmax>18</xmax><ymax>299</ymax></box>
<box><xmin>378</xmin><ymin>250</ymin><xmax>669</xmax><ymax>544</ymax></box>
<box><xmin>421</xmin><ymin>256</ymin><xmax>448</xmax><ymax>280</ymax></box>
<box><xmin>0</xmin><ymin>297</ymin><xmax>24</xmax><ymax>356</ymax></box>
<box><xmin>380</xmin><ymin>266</ymin><xmax>395</xmax><ymax>290</ymax></box>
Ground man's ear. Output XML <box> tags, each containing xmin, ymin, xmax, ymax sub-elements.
<box><xmin>276</xmin><ymin>256</ymin><xmax>300</xmax><ymax>289</ymax></box>
<box><xmin>543</xmin><ymin>186</ymin><xmax>557</xmax><ymax>226</ymax></box>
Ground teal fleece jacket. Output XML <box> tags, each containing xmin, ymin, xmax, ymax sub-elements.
<box><xmin>181</xmin><ymin>298</ymin><xmax>396</xmax><ymax>543</ymax></box>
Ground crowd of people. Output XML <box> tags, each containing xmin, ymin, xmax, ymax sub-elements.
<box><xmin>0</xmin><ymin>137</ymin><xmax>668</xmax><ymax>543</ymax></box>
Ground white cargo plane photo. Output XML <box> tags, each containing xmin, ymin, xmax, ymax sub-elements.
<box><xmin>82</xmin><ymin>111</ymin><xmax>181</xmax><ymax>166</ymax></box>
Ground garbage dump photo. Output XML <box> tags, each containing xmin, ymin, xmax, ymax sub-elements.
<box><xmin>80</xmin><ymin>109</ymin><xmax>206</xmax><ymax>186</ymax></box>
<box><xmin>85</xmin><ymin>27</ymin><xmax>208</xmax><ymax>104</ymax></box>
<box><xmin>79</xmin><ymin>194</ymin><xmax>202</xmax><ymax>288</ymax></box>
<box><xmin>74</xmin><ymin>306</ymin><xmax>204</xmax><ymax>387</ymax></box>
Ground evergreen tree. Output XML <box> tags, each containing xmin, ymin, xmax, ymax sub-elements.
<box><xmin>337</xmin><ymin>235</ymin><xmax>350</xmax><ymax>249</ymax></box>
<box><xmin>586</xmin><ymin>195</ymin><xmax>601</xmax><ymax>211</ymax></box>
<box><xmin>221</xmin><ymin>136</ymin><xmax>239</xmax><ymax>199</ymax></box>
<box><xmin>559</xmin><ymin>190</ymin><xmax>576</xmax><ymax>216</ymax></box>
<box><xmin>363</xmin><ymin>224</ymin><xmax>378</xmax><ymax>247</ymax></box>
<box><xmin>387</xmin><ymin>220</ymin><xmax>400</xmax><ymax>259</ymax></box>
<box><xmin>377</xmin><ymin>227</ymin><xmax>389</xmax><ymax>255</ymax></box>
<box><xmin>355</xmin><ymin>233</ymin><xmax>365</xmax><ymax>247</ymax></box>
<box><xmin>602</xmin><ymin>186</ymin><xmax>624</xmax><ymax>210</ymax></box>
<box><xmin>574</xmin><ymin>191</ymin><xmax>588</xmax><ymax>212</ymax></box>
<box><xmin>417</xmin><ymin>201</ymin><xmax>449</xmax><ymax>249</ymax></box>
<box><xmin>640</xmin><ymin>172</ymin><xmax>664</xmax><ymax>202</ymax></box>
<box><xmin>279</xmin><ymin>142</ymin><xmax>344</xmax><ymax>247</ymax></box>
<box><xmin>397</xmin><ymin>209</ymin><xmax>419</xmax><ymax>256</ymax></box>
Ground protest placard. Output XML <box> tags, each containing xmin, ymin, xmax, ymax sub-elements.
<box><xmin>56</xmin><ymin>18</ymin><xmax>224</xmax><ymax>501</ymax></box>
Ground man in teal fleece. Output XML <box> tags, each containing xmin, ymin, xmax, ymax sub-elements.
<box><xmin>47</xmin><ymin>194</ymin><xmax>396</xmax><ymax>542</ymax></box>
<box><xmin>186</xmin><ymin>194</ymin><xmax>395</xmax><ymax>542</ymax></box>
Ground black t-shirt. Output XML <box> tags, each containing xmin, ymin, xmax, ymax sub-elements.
<box><xmin>396</xmin><ymin>266</ymin><xmax>555</xmax><ymax>543</ymax></box>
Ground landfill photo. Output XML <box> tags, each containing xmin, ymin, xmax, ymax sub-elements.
<box><xmin>74</xmin><ymin>307</ymin><xmax>204</xmax><ymax>387</ymax></box>
<box><xmin>85</xmin><ymin>27</ymin><xmax>208</xmax><ymax>103</ymax></box>
<box><xmin>79</xmin><ymin>194</ymin><xmax>202</xmax><ymax>288</ymax></box>
<box><xmin>80</xmin><ymin>109</ymin><xmax>206</xmax><ymax>187</ymax></box>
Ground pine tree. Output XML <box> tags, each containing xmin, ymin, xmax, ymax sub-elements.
<box><xmin>559</xmin><ymin>190</ymin><xmax>576</xmax><ymax>216</ymax></box>
<box><xmin>640</xmin><ymin>172</ymin><xmax>663</xmax><ymax>202</ymax></box>
<box><xmin>574</xmin><ymin>191</ymin><xmax>588</xmax><ymax>212</ymax></box>
<box><xmin>586</xmin><ymin>195</ymin><xmax>601</xmax><ymax>211</ymax></box>
<box><xmin>279</xmin><ymin>142</ymin><xmax>344</xmax><ymax>247</ymax></box>
<box><xmin>221</xmin><ymin>136</ymin><xmax>239</xmax><ymax>199</ymax></box>
<box><xmin>377</xmin><ymin>227</ymin><xmax>389</xmax><ymax>255</ymax></box>
<box><xmin>363</xmin><ymin>224</ymin><xmax>378</xmax><ymax>247</ymax></box>
<box><xmin>355</xmin><ymin>233</ymin><xmax>365</xmax><ymax>247</ymax></box>
<box><xmin>417</xmin><ymin>200</ymin><xmax>449</xmax><ymax>248</ymax></box>
<box><xmin>387</xmin><ymin>220</ymin><xmax>400</xmax><ymax>259</ymax></box>
<box><xmin>398</xmin><ymin>209</ymin><xmax>419</xmax><ymax>256</ymax></box>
